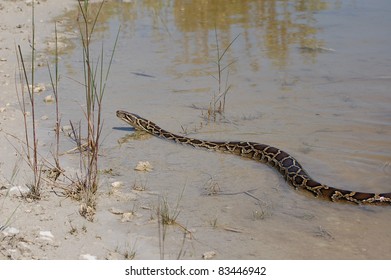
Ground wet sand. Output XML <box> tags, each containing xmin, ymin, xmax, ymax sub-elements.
<box><xmin>1</xmin><ymin>0</ymin><xmax>391</xmax><ymax>259</ymax></box>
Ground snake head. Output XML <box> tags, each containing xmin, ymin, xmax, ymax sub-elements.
<box><xmin>116</xmin><ymin>110</ymin><xmax>148</xmax><ymax>131</ymax></box>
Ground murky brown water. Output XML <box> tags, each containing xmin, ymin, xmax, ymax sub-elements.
<box><xmin>34</xmin><ymin>0</ymin><xmax>390</xmax><ymax>259</ymax></box>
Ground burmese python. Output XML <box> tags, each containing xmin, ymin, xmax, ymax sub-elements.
<box><xmin>116</xmin><ymin>110</ymin><xmax>391</xmax><ymax>205</ymax></box>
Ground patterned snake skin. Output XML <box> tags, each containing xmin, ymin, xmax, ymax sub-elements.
<box><xmin>117</xmin><ymin>110</ymin><xmax>391</xmax><ymax>205</ymax></box>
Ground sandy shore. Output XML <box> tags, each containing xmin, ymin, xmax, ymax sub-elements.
<box><xmin>0</xmin><ymin>0</ymin><xmax>76</xmax><ymax>173</ymax></box>
<box><xmin>0</xmin><ymin>0</ymin><xmax>90</xmax><ymax>260</ymax></box>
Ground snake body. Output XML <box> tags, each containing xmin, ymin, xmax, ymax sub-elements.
<box><xmin>116</xmin><ymin>110</ymin><xmax>391</xmax><ymax>205</ymax></box>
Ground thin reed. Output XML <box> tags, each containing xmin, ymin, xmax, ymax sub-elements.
<box><xmin>15</xmin><ymin>0</ymin><xmax>42</xmax><ymax>199</ymax></box>
<box><xmin>207</xmin><ymin>31</ymin><xmax>240</xmax><ymax>121</ymax></box>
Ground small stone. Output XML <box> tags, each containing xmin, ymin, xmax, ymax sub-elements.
<box><xmin>1</xmin><ymin>227</ymin><xmax>20</xmax><ymax>236</ymax></box>
<box><xmin>111</xmin><ymin>181</ymin><xmax>123</xmax><ymax>188</ymax></box>
<box><xmin>109</xmin><ymin>207</ymin><xmax>124</xmax><ymax>215</ymax></box>
<box><xmin>41</xmin><ymin>115</ymin><xmax>48</xmax><ymax>120</ymax></box>
<box><xmin>27</xmin><ymin>83</ymin><xmax>46</xmax><ymax>93</ymax></box>
<box><xmin>134</xmin><ymin>161</ymin><xmax>153</xmax><ymax>172</ymax></box>
<box><xmin>39</xmin><ymin>230</ymin><xmax>54</xmax><ymax>241</ymax></box>
<box><xmin>61</xmin><ymin>125</ymin><xmax>72</xmax><ymax>132</ymax></box>
<box><xmin>121</xmin><ymin>212</ymin><xmax>134</xmax><ymax>222</ymax></box>
<box><xmin>202</xmin><ymin>251</ymin><xmax>216</xmax><ymax>259</ymax></box>
<box><xmin>9</xmin><ymin>185</ymin><xmax>31</xmax><ymax>197</ymax></box>
<box><xmin>106</xmin><ymin>251</ymin><xmax>124</xmax><ymax>260</ymax></box>
<box><xmin>0</xmin><ymin>107</ymin><xmax>6</xmax><ymax>112</ymax></box>
<box><xmin>25</xmin><ymin>0</ymin><xmax>39</xmax><ymax>6</ymax></box>
<box><xmin>80</xmin><ymin>254</ymin><xmax>97</xmax><ymax>260</ymax></box>
<box><xmin>44</xmin><ymin>95</ymin><xmax>54</xmax><ymax>103</ymax></box>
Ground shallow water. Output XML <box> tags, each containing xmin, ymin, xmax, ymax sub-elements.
<box><xmin>33</xmin><ymin>0</ymin><xmax>390</xmax><ymax>259</ymax></box>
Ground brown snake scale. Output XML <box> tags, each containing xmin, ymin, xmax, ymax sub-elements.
<box><xmin>117</xmin><ymin>110</ymin><xmax>391</xmax><ymax>205</ymax></box>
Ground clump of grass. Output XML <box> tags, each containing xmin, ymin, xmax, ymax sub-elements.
<box><xmin>66</xmin><ymin>0</ymin><xmax>119</xmax><ymax>220</ymax></box>
<box><xmin>207</xmin><ymin>30</ymin><xmax>240</xmax><ymax>122</ymax></box>
<box><xmin>252</xmin><ymin>208</ymin><xmax>268</xmax><ymax>221</ymax></box>
<box><xmin>157</xmin><ymin>187</ymin><xmax>191</xmax><ymax>259</ymax></box>
<box><xmin>116</xmin><ymin>241</ymin><xmax>137</xmax><ymax>260</ymax></box>
<box><xmin>67</xmin><ymin>219</ymin><xmax>78</xmax><ymax>235</ymax></box>
<box><xmin>132</xmin><ymin>178</ymin><xmax>148</xmax><ymax>191</ymax></box>
<box><xmin>209</xmin><ymin>215</ymin><xmax>219</xmax><ymax>228</ymax></box>
<box><xmin>314</xmin><ymin>226</ymin><xmax>334</xmax><ymax>240</ymax></box>
<box><xmin>158</xmin><ymin>195</ymin><xmax>182</xmax><ymax>226</ymax></box>
<box><xmin>12</xmin><ymin>3</ymin><xmax>63</xmax><ymax>197</ymax></box>
<box><xmin>252</xmin><ymin>201</ymin><xmax>272</xmax><ymax>221</ymax></box>
<box><xmin>119</xmin><ymin>247</ymin><xmax>136</xmax><ymax>260</ymax></box>
<box><xmin>203</xmin><ymin>174</ymin><xmax>221</xmax><ymax>196</ymax></box>
<box><xmin>11</xmin><ymin>0</ymin><xmax>118</xmax><ymax>221</ymax></box>
<box><xmin>15</xmin><ymin>0</ymin><xmax>42</xmax><ymax>199</ymax></box>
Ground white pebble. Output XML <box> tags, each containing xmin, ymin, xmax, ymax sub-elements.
<box><xmin>1</xmin><ymin>227</ymin><xmax>20</xmax><ymax>236</ymax></box>
<box><xmin>39</xmin><ymin>230</ymin><xmax>54</xmax><ymax>241</ymax></box>
<box><xmin>61</xmin><ymin>125</ymin><xmax>72</xmax><ymax>132</ymax></box>
<box><xmin>121</xmin><ymin>212</ymin><xmax>134</xmax><ymax>222</ymax></box>
<box><xmin>80</xmin><ymin>254</ymin><xmax>97</xmax><ymax>260</ymax></box>
<box><xmin>111</xmin><ymin>181</ymin><xmax>123</xmax><ymax>188</ymax></box>
<box><xmin>9</xmin><ymin>185</ymin><xmax>31</xmax><ymax>197</ymax></box>
<box><xmin>44</xmin><ymin>95</ymin><xmax>54</xmax><ymax>103</ymax></box>
<box><xmin>27</xmin><ymin>83</ymin><xmax>46</xmax><ymax>93</ymax></box>
<box><xmin>202</xmin><ymin>251</ymin><xmax>216</xmax><ymax>259</ymax></box>
<box><xmin>134</xmin><ymin>161</ymin><xmax>153</xmax><ymax>172</ymax></box>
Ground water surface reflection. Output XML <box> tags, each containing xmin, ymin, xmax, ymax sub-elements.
<box><xmin>59</xmin><ymin>0</ymin><xmax>331</xmax><ymax>70</ymax></box>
